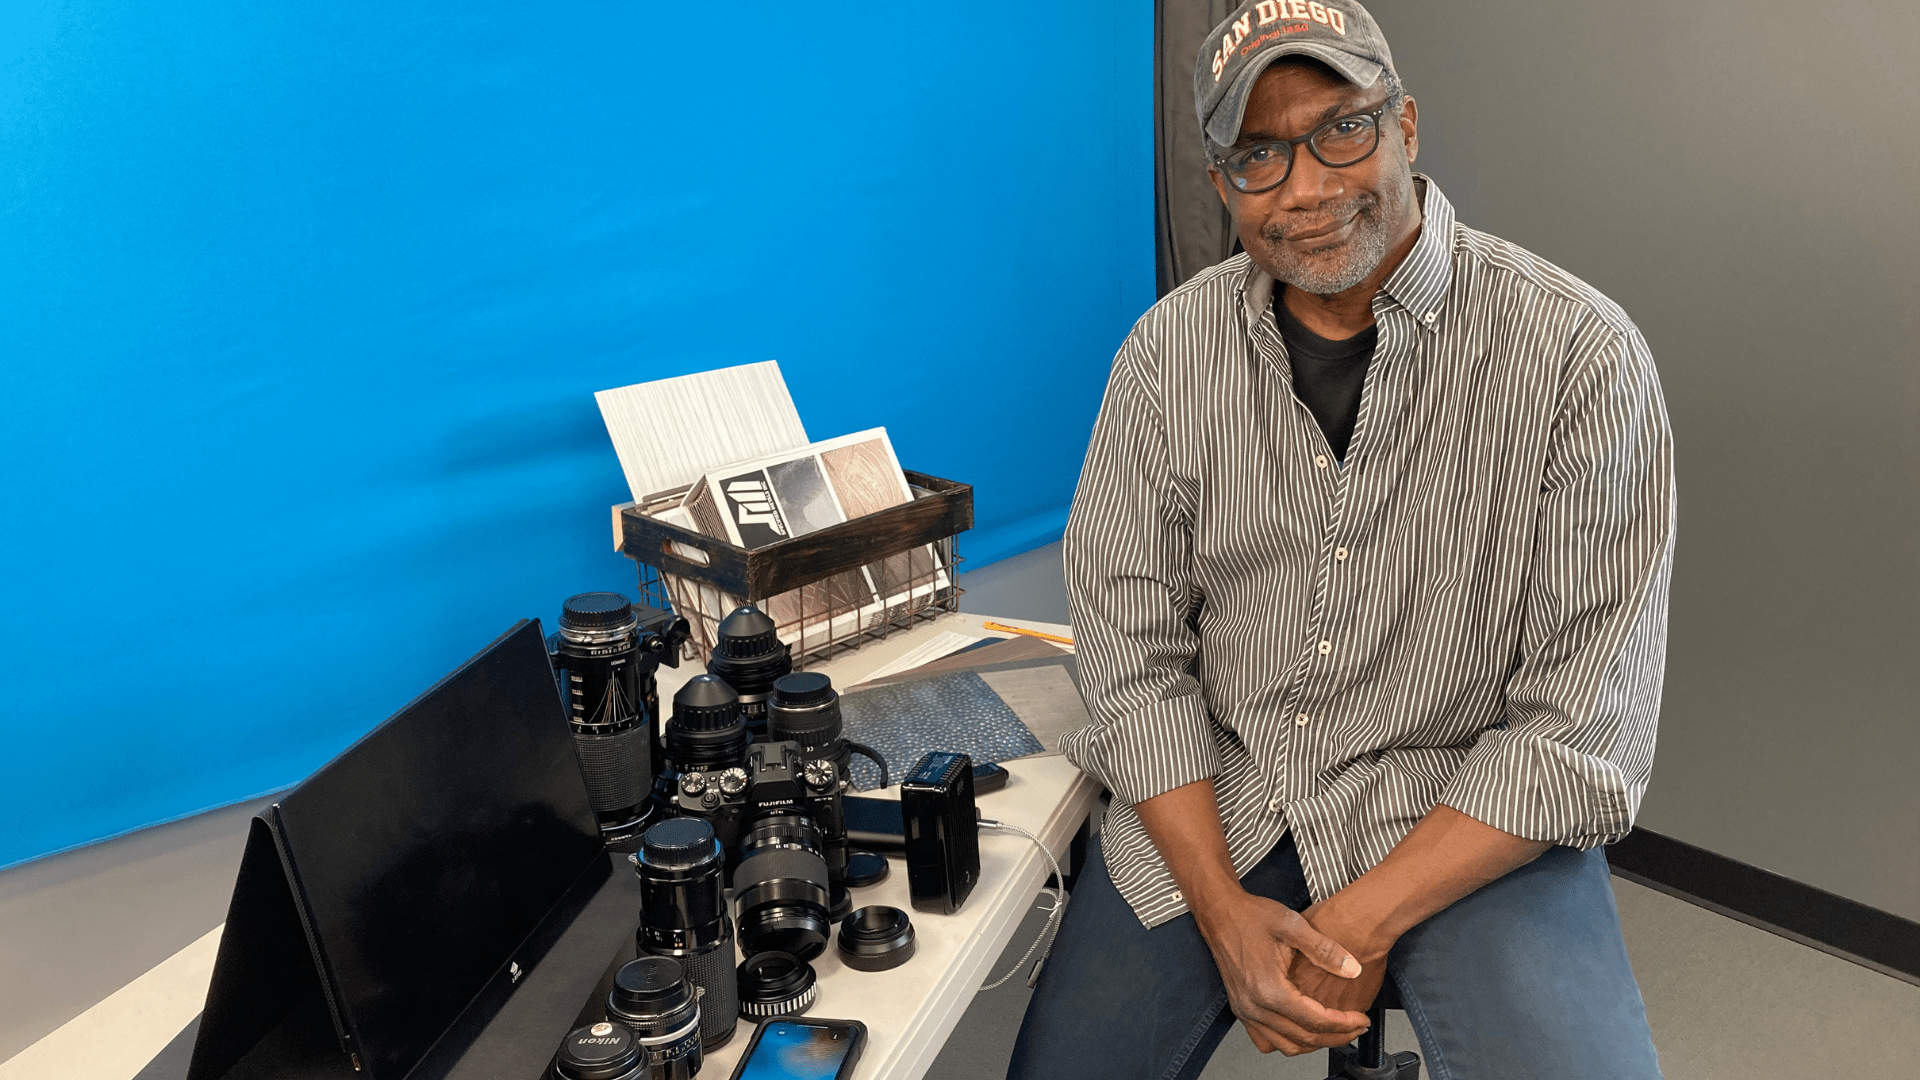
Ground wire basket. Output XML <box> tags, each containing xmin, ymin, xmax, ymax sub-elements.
<box><xmin>617</xmin><ymin>471</ymin><xmax>971</xmax><ymax>669</ymax></box>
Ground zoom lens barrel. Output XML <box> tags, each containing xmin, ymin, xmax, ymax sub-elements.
<box><xmin>606</xmin><ymin>957</ymin><xmax>703</xmax><ymax>1080</ymax></box>
<box><xmin>550</xmin><ymin>592</ymin><xmax>655</xmax><ymax>850</ymax></box>
<box><xmin>733</xmin><ymin>810</ymin><xmax>832</xmax><ymax>961</ymax></box>
<box><xmin>707</xmin><ymin>606</ymin><xmax>790</xmax><ymax>742</ymax></box>
<box><xmin>634</xmin><ymin>818</ymin><xmax>738</xmax><ymax>1049</ymax></box>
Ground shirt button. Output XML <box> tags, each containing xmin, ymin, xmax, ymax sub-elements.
<box><xmin>1295</xmin><ymin>713</ymin><xmax>1310</xmax><ymax>727</ymax></box>
<box><xmin>1334</xmin><ymin>547</ymin><xmax>1349</xmax><ymax>561</ymax></box>
<box><xmin>1424</xmin><ymin>311</ymin><xmax>1437</xmax><ymax>324</ymax></box>
<box><xmin>1170</xmin><ymin>890</ymin><xmax>1183</xmax><ymax>903</ymax></box>
<box><xmin>1314</xmin><ymin>454</ymin><xmax>1329</xmax><ymax>469</ymax></box>
<box><xmin>1267</xmin><ymin>798</ymin><xmax>1282</xmax><ymax>813</ymax></box>
<box><xmin>1317</xmin><ymin>640</ymin><xmax>1332</xmax><ymax>655</ymax></box>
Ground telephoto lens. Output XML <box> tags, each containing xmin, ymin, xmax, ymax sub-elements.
<box><xmin>735</xmin><ymin>951</ymin><xmax>817</xmax><ymax>1019</ymax></box>
<box><xmin>553</xmin><ymin>1021</ymin><xmax>647</xmax><ymax>1080</ymax></box>
<box><xmin>605</xmin><ymin>957</ymin><xmax>703</xmax><ymax>1080</ymax></box>
<box><xmin>732</xmin><ymin>810</ymin><xmax>832</xmax><ymax>961</ymax></box>
<box><xmin>548</xmin><ymin>592</ymin><xmax>659</xmax><ymax>851</ymax></box>
<box><xmin>706</xmin><ymin>606</ymin><xmax>790</xmax><ymax>742</ymax></box>
<box><xmin>634</xmin><ymin>818</ymin><xmax>739</xmax><ymax>1050</ymax></box>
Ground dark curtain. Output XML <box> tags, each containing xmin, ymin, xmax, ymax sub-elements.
<box><xmin>1155</xmin><ymin>0</ymin><xmax>1241</xmax><ymax>295</ymax></box>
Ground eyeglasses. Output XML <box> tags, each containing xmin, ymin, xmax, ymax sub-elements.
<box><xmin>1210</xmin><ymin>102</ymin><xmax>1390</xmax><ymax>194</ymax></box>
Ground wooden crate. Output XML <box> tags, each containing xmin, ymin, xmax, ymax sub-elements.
<box><xmin>615</xmin><ymin>471</ymin><xmax>972</xmax><ymax>666</ymax></box>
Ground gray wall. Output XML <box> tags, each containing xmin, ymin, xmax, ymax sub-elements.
<box><xmin>1352</xmin><ymin>0</ymin><xmax>1919</xmax><ymax>919</ymax></box>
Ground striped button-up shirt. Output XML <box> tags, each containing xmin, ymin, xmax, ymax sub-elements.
<box><xmin>1061</xmin><ymin>177</ymin><xmax>1675</xmax><ymax>928</ymax></box>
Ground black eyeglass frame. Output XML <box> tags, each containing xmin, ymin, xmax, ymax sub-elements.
<box><xmin>1209</xmin><ymin>101</ymin><xmax>1392</xmax><ymax>194</ymax></box>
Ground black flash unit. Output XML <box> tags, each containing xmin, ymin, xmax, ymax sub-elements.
<box><xmin>900</xmin><ymin>751</ymin><xmax>980</xmax><ymax>915</ymax></box>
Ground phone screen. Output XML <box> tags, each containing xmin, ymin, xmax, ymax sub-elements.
<box><xmin>736</xmin><ymin>1021</ymin><xmax>858</xmax><ymax>1080</ymax></box>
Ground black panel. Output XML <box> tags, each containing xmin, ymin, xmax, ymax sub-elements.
<box><xmin>186</xmin><ymin>818</ymin><xmax>352</xmax><ymax>1080</ymax></box>
<box><xmin>271</xmin><ymin>619</ymin><xmax>604</xmax><ymax>1078</ymax></box>
<box><xmin>1609</xmin><ymin>828</ymin><xmax>1920</xmax><ymax>987</ymax></box>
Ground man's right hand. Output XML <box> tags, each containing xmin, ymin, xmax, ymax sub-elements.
<box><xmin>1132</xmin><ymin>780</ymin><xmax>1372</xmax><ymax>1054</ymax></box>
<box><xmin>1192</xmin><ymin>888</ymin><xmax>1373</xmax><ymax>1056</ymax></box>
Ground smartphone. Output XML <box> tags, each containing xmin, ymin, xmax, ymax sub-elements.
<box><xmin>727</xmin><ymin>1018</ymin><xmax>867</xmax><ymax>1080</ymax></box>
<box><xmin>843</xmin><ymin>794</ymin><xmax>904</xmax><ymax>852</ymax></box>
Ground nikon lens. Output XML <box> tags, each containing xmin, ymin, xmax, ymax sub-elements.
<box><xmin>605</xmin><ymin>957</ymin><xmax>703</xmax><ymax>1080</ymax></box>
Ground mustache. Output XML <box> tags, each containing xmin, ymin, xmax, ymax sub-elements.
<box><xmin>1259</xmin><ymin>192</ymin><xmax>1381</xmax><ymax>244</ymax></box>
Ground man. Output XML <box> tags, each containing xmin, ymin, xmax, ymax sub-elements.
<box><xmin>1008</xmin><ymin>2</ymin><xmax>1673</xmax><ymax>1078</ymax></box>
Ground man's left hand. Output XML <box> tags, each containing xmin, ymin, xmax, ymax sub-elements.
<box><xmin>1287</xmin><ymin>898</ymin><xmax>1393</xmax><ymax>1017</ymax></box>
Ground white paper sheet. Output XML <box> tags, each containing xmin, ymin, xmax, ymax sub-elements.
<box><xmin>595</xmin><ymin>361</ymin><xmax>810</xmax><ymax>504</ymax></box>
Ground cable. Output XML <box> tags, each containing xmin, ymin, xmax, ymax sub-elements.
<box><xmin>846</xmin><ymin>741</ymin><xmax>889</xmax><ymax>789</ymax></box>
<box><xmin>976</xmin><ymin>819</ymin><xmax>1068</xmax><ymax>991</ymax></box>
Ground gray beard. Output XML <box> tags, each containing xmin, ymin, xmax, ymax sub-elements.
<box><xmin>1257</xmin><ymin>169</ymin><xmax>1410</xmax><ymax>296</ymax></box>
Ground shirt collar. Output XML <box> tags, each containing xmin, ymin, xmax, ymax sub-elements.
<box><xmin>1240</xmin><ymin>174</ymin><xmax>1457</xmax><ymax>335</ymax></box>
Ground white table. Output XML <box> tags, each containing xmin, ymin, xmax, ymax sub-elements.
<box><xmin>2</xmin><ymin>613</ymin><xmax>1098</xmax><ymax>1080</ymax></box>
<box><xmin>703</xmin><ymin>752</ymin><xmax>1094</xmax><ymax>1080</ymax></box>
<box><xmin>658</xmin><ymin>611</ymin><xmax>1099</xmax><ymax>1080</ymax></box>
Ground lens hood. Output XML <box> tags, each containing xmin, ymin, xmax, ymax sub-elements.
<box><xmin>836</xmin><ymin>905</ymin><xmax>916</xmax><ymax>972</ymax></box>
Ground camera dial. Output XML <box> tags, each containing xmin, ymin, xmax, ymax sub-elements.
<box><xmin>804</xmin><ymin>760</ymin><xmax>837</xmax><ymax>792</ymax></box>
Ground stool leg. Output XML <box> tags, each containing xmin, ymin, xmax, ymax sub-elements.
<box><xmin>1326</xmin><ymin>1003</ymin><xmax>1421</xmax><ymax>1080</ymax></box>
<box><xmin>1357</xmin><ymin>999</ymin><xmax>1388</xmax><ymax>1068</ymax></box>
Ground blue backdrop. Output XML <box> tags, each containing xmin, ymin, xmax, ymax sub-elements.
<box><xmin>0</xmin><ymin>2</ymin><xmax>1154</xmax><ymax>867</ymax></box>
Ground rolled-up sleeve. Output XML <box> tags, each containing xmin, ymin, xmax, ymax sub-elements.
<box><xmin>1440</xmin><ymin>323</ymin><xmax>1675</xmax><ymax>848</ymax></box>
<box><xmin>1058</xmin><ymin>332</ymin><xmax>1220</xmax><ymax>807</ymax></box>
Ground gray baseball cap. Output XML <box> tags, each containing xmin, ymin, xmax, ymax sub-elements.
<box><xmin>1194</xmin><ymin>0</ymin><xmax>1398</xmax><ymax>147</ymax></box>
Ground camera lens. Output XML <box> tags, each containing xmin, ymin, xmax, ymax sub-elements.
<box><xmin>665</xmin><ymin>675</ymin><xmax>750</xmax><ymax>773</ymax></box>
<box><xmin>733</xmin><ymin>811</ymin><xmax>831</xmax><ymax>961</ymax></box>
<box><xmin>768</xmin><ymin>672</ymin><xmax>842</xmax><ymax>758</ymax></box>
<box><xmin>764</xmin><ymin>685</ymin><xmax>856</xmax><ymax>921</ymax></box>
<box><xmin>606</xmin><ymin>957</ymin><xmax>703</xmax><ymax>1080</ymax></box>
<box><xmin>634</xmin><ymin>818</ymin><xmax>738</xmax><ymax>1049</ymax></box>
<box><xmin>554</xmin><ymin>1021</ymin><xmax>646</xmax><ymax>1080</ymax></box>
<box><xmin>550</xmin><ymin>592</ymin><xmax>656</xmax><ymax>850</ymax></box>
<box><xmin>735</xmin><ymin>951</ymin><xmax>817</xmax><ymax>1019</ymax></box>
<box><xmin>708</xmin><ymin>606</ymin><xmax>790</xmax><ymax>742</ymax></box>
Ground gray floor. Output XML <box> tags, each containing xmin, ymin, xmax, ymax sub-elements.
<box><xmin>956</xmin><ymin>542</ymin><xmax>1071</xmax><ymax>626</ymax></box>
<box><xmin>0</xmin><ymin>795</ymin><xmax>276</xmax><ymax>1063</ymax></box>
<box><xmin>5</xmin><ymin>543</ymin><xmax>1916</xmax><ymax>1077</ymax></box>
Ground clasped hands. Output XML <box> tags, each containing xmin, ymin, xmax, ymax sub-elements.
<box><xmin>1192</xmin><ymin>888</ymin><xmax>1391</xmax><ymax>1057</ymax></box>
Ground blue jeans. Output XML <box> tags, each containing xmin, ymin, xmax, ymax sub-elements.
<box><xmin>1008</xmin><ymin>832</ymin><xmax>1661</xmax><ymax>1080</ymax></box>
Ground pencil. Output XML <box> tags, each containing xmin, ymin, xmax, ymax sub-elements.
<box><xmin>982</xmin><ymin>621</ymin><xmax>1075</xmax><ymax>646</ymax></box>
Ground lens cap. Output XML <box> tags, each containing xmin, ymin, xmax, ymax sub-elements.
<box><xmin>736</xmin><ymin>951</ymin><xmax>818</xmax><ymax>1018</ymax></box>
<box><xmin>837</xmin><ymin>905</ymin><xmax>916</xmax><ymax>972</ymax></box>
<box><xmin>770</xmin><ymin>671</ymin><xmax>834</xmax><ymax>707</ymax></box>
<box><xmin>560</xmin><ymin>592</ymin><xmax>637</xmax><ymax>632</ymax></box>
<box><xmin>641</xmin><ymin>817</ymin><xmax>719</xmax><ymax>870</ymax></box>
<box><xmin>845</xmin><ymin>850</ymin><xmax>890</xmax><ymax>888</ymax></box>
<box><xmin>555</xmin><ymin>1021</ymin><xmax>642</xmax><ymax>1080</ymax></box>
<box><xmin>610</xmin><ymin>956</ymin><xmax>693</xmax><ymax>1018</ymax></box>
<box><xmin>671</xmin><ymin>675</ymin><xmax>741</xmax><ymax>730</ymax></box>
<box><xmin>714</xmin><ymin>606</ymin><xmax>781</xmax><ymax>658</ymax></box>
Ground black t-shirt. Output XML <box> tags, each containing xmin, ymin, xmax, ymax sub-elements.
<box><xmin>1274</xmin><ymin>289</ymin><xmax>1376</xmax><ymax>461</ymax></box>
